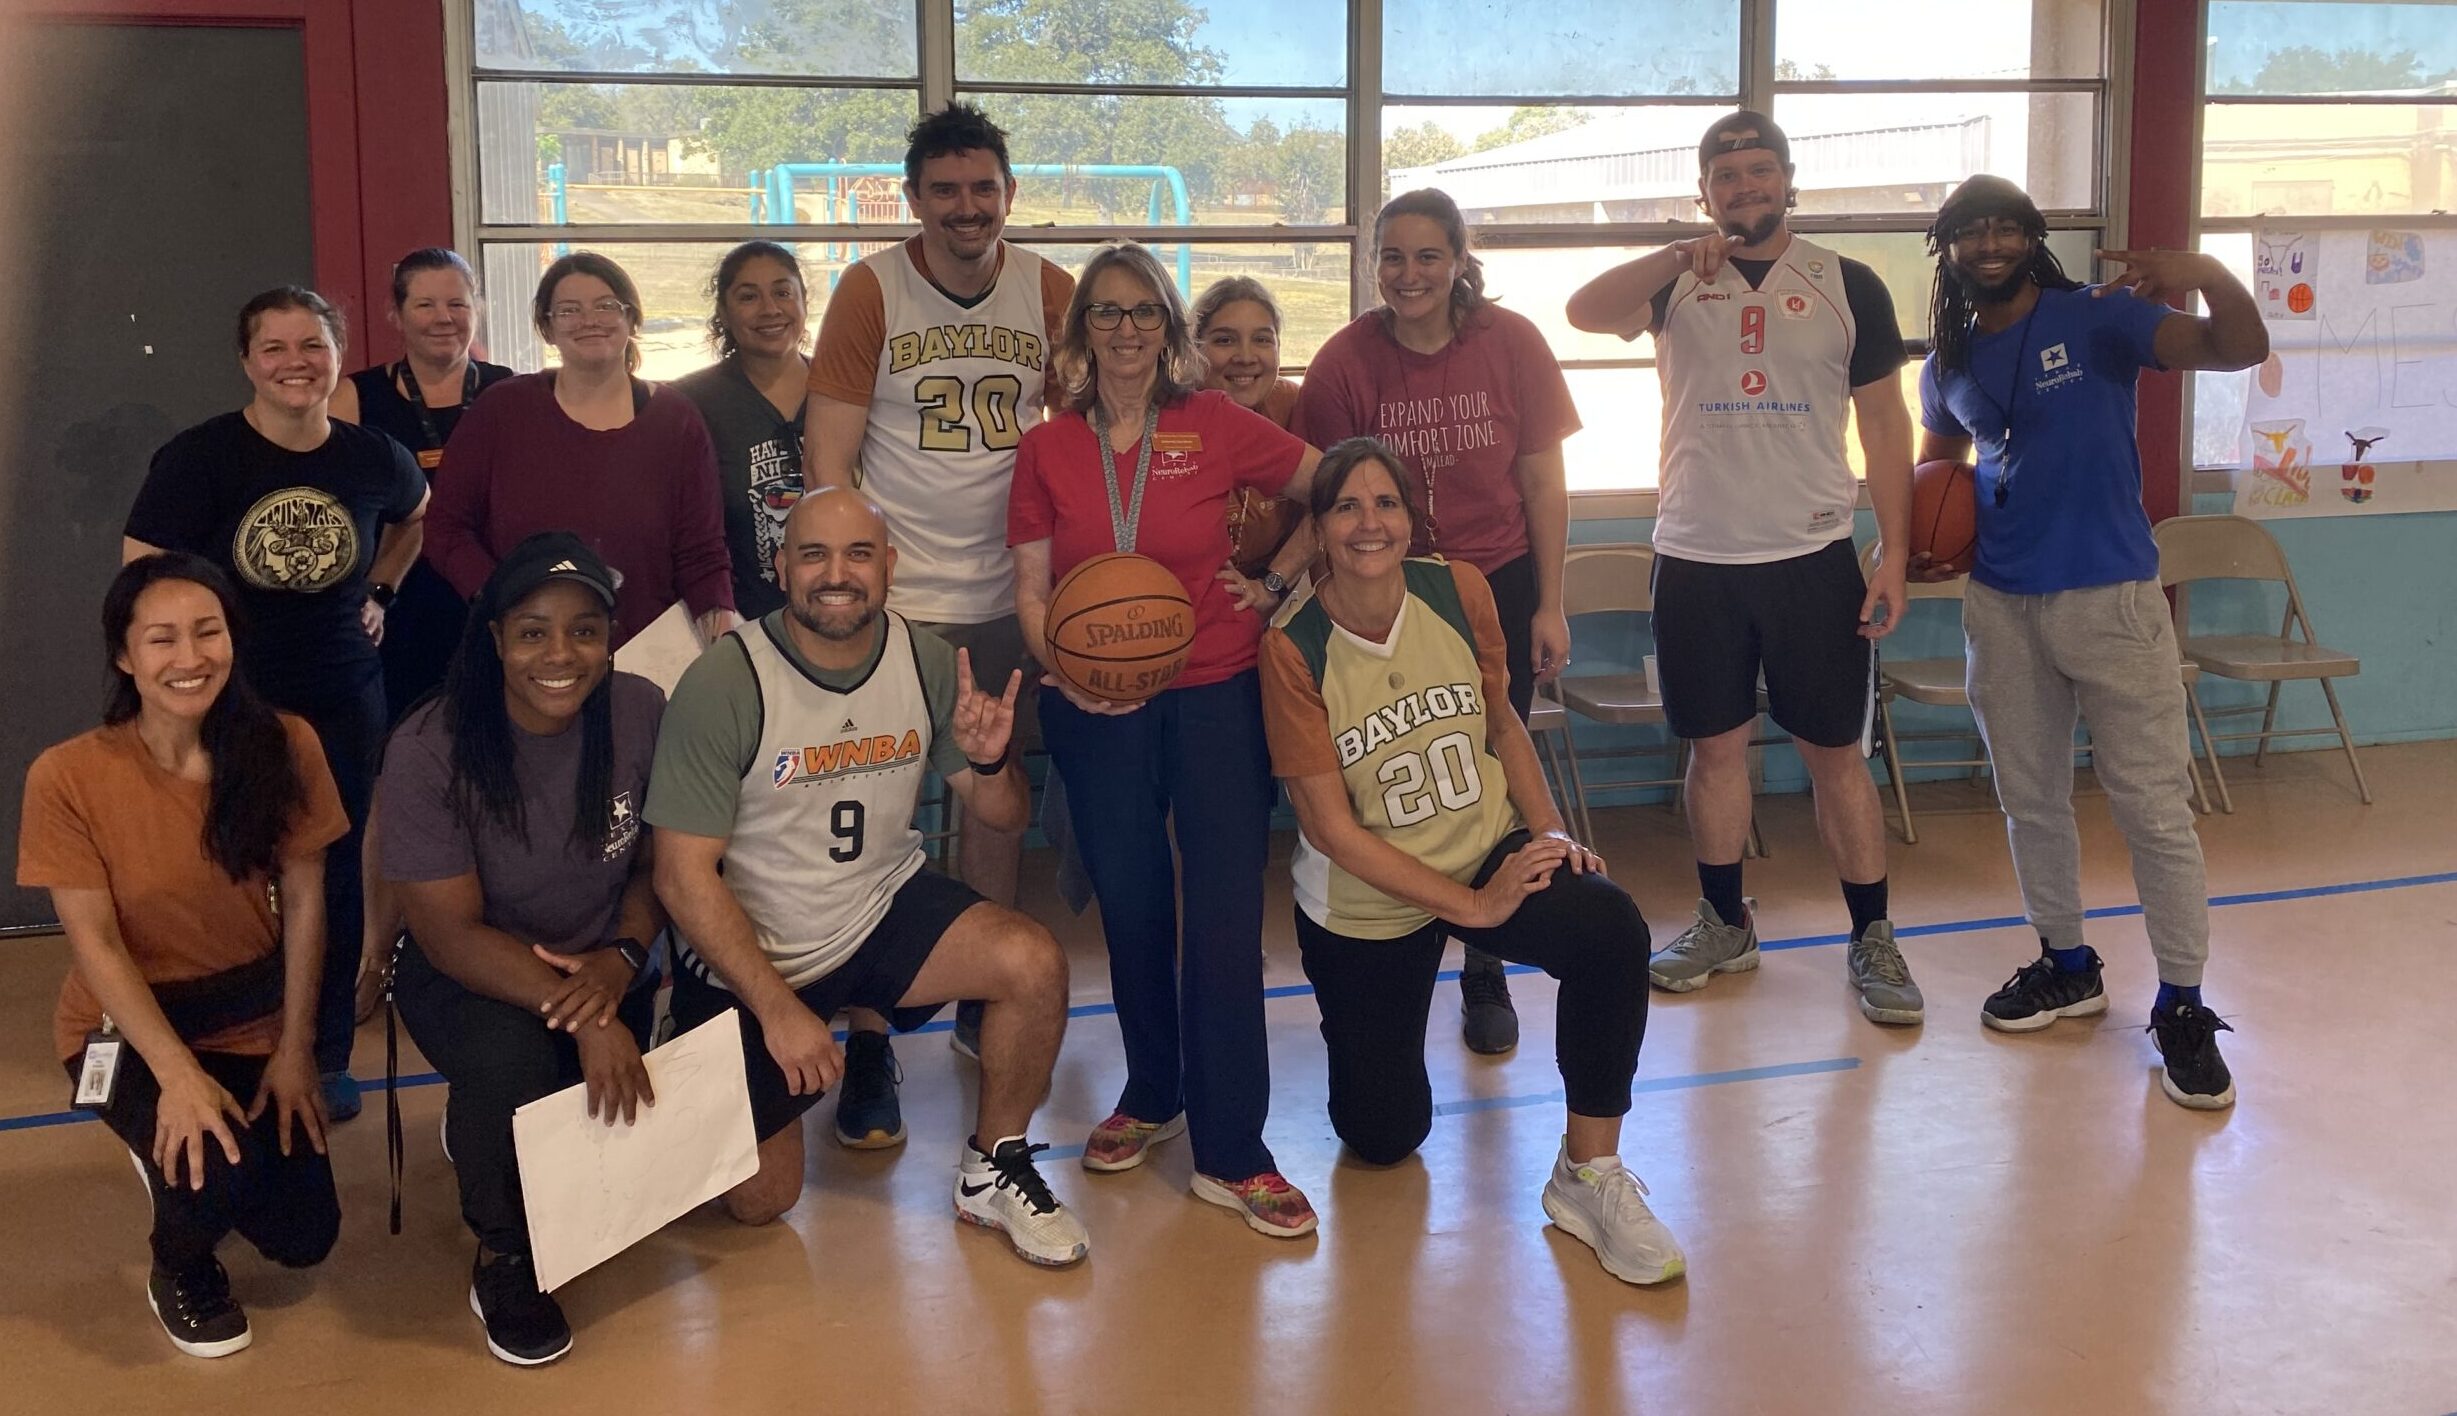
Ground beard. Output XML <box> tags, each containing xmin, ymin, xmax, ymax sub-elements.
<box><xmin>788</xmin><ymin>587</ymin><xmax>877</xmax><ymax>642</ymax></box>
<box><xmin>1717</xmin><ymin>204</ymin><xmax>1785</xmax><ymax>246</ymax></box>
<box><xmin>1949</xmin><ymin>261</ymin><xmax>2030</xmax><ymax>305</ymax></box>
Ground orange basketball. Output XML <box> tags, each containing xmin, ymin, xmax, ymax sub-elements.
<box><xmin>1910</xmin><ymin>459</ymin><xmax>1979</xmax><ymax>572</ymax></box>
<box><xmin>1044</xmin><ymin>553</ymin><xmax>1195</xmax><ymax>704</ymax></box>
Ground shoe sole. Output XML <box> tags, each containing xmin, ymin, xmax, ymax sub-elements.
<box><xmin>1982</xmin><ymin>990</ymin><xmax>2109</xmax><ymax>1033</ymax></box>
<box><xmin>1649</xmin><ymin>945</ymin><xmax>1760</xmax><ymax>994</ymax></box>
<box><xmin>948</xmin><ymin>1031</ymin><xmax>981</xmax><ymax>1063</ymax></box>
<box><xmin>1080</xmin><ymin>1113</ymin><xmax>1186</xmax><ymax>1173</ymax></box>
<box><xmin>1857</xmin><ymin>997</ymin><xmax>1925</xmax><ymax>1026</ymax></box>
<box><xmin>1188</xmin><ymin>1174</ymin><xmax>1318</xmax><ymax>1238</ymax></box>
<box><xmin>833</xmin><ymin>1121</ymin><xmax>909</xmax><ymax>1151</ymax></box>
<box><xmin>951</xmin><ymin>1202</ymin><xmax>1089</xmax><ymax>1267</ymax></box>
<box><xmin>468</xmin><ymin>1285</ymin><xmax>572</xmax><ymax>1366</ymax></box>
<box><xmin>2160</xmin><ymin>1072</ymin><xmax>2238</xmax><ymax>1110</ymax></box>
<box><xmin>1540</xmin><ymin>1190</ymin><xmax>1685</xmax><ymax>1287</ymax></box>
<box><xmin>148</xmin><ymin>1288</ymin><xmax>251</xmax><ymax>1359</ymax></box>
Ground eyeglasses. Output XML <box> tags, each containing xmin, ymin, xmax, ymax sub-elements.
<box><xmin>1085</xmin><ymin>302</ymin><xmax>1168</xmax><ymax>331</ymax></box>
<box><xmin>1949</xmin><ymin>220</ymin><xmax>2032</xmax><ymax>248</ymax></box>
<box><xmin>549</xmin><ymin>298</ymin><xmax>633</xmax><ymax>327</ymax></box>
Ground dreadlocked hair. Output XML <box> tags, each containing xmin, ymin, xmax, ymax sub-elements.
<box><xmin>437</xmin><ymin>598</ymin><xmax>618</xmax><ymax>853</ymax></box>
<box><xmin>1925</xmin><ymin>241</ymin><xmax>2083</xmax><ymax>376</ymax></box>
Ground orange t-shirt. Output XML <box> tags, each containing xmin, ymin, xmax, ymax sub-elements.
<box><xmin>806</xmin><ymin>238</ymin><xmax>1076</xmax><ymax>406</ymax></box>
<box><xmin>1254</xmin><ymin>377</ymin><xmax>1302</xmax><ymax>430</ymax></box>
<box><xmin>18</xmin><ymin>715</ymin><xmax>347</xmax><ymax>1061</ymax></box>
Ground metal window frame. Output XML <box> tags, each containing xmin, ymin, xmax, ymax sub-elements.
<box><xmin>450</xmin><ymin>0</ymin><xmax>2130</xmax><ymax>502</ymax></box>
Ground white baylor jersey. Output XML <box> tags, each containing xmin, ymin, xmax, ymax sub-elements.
<box><xmin>1652</xmin><ymin>234</ymin><xmax>1860</xmax><ymax>565</ymax></box>
<box><xmin>861</xmin><ymin>244</ymin><xmax>1054</xmax><ymax>622</ymax></box>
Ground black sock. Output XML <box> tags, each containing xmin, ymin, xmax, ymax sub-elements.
<box><xmin>1697</xmin><ymin>860</ymin><xmax>1746</xmax><ymax>926</ymax></box>
<box><xmin>1842</xmin><ymin>878</ymin><xmax>1888</xmax><ymax>939</ymax></box>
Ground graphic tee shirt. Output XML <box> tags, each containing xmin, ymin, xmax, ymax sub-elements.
<box><xmin>1920</xmin><ymin>284</ymin><xmax>2174</xmax><ymax>596</ymax></box>
<box><xmin>1643</xmin><ymin>237</ymin><xmax>1906</xmax><ymax>564</ymax></box>
<box><xmin>18</xmin><ymin>715</ymin><xmax>347</xmax><ymax>1061</ymax></box>
<box><xmin>377</xmin><ymin>671</ymin><xmax>665</xmax><ymax>954</ymax></box>
<box><xmin>645</xmin><ymin>611</ymin><xmax>970</xmax><ymax>989</ymax></box>
<box><xmin>1291</xmin><ymin>305</ymin><xmax>1579</xmax><ymax>576</ymax></box>
<box><xmin>807</xmin><ymin>239</ymin><xmax>1075</xmax><ymax>623</ymax></box>
<box><xmin>126</xmin><ymin>412</ymin><xmax>427</xmax><ymax>701</ymax></box>
<box><xmin>1009</xmin><ymin>390</ymin><xmax>1307</xmax><ymax>689</ymax></box>
<box><xmin>1260</xmin><ymin>559</ymin><xmax>1523</xmax><ymax>938</ymax></box>
<box><xmin>674</xmin><ymin>360</ymin><xmax>806</xmax><ymax>620</ymax></box>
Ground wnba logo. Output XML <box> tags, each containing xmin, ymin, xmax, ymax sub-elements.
<box><xmin>1739</xmin><ymin>370</ymin><xmax>1768</xmax><ymax>397</ymax></box>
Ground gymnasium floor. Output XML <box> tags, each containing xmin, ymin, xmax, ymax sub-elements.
<box><xmin>2</xmin><ymin>744</ymin><xmax>2451</xmax><ymax>1416</ymax></box>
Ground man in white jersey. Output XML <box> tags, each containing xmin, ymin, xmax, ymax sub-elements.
<box><xmin>803</xmin><ymin>103</ymin><xmax>1075</xmax><ymax>1129</ymax></box>
<box><xmin>646</xmin><ymin>488</ymin><xmax>1088</xmax><ymax>1266</ymax></box>
<box><xmin>1566</xmin><ymin>111</ymin><xmax>1921</xmax><ymax>1027</ymax></box>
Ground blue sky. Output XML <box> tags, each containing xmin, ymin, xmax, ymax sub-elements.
<box><xmin>2208</xmin><ymin>2</ymin><xmax>2457</xmax><ymax>86</ymax></box>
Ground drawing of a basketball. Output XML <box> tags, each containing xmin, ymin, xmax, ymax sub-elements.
<box><xmin>1044</xmin><ymin>553</ymin><xmax>1194</xmax><ymax>704</ymax></box>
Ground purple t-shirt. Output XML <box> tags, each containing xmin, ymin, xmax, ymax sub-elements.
<box><xmin>377</xmin><ymin>671</ymin><xmax>664</xmax><ymax>953</ymax></box>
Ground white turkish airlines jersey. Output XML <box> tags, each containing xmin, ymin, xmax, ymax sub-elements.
<box><xmin>685</xmin><ymin>614</ymin><xmax>931</xmax><ymax>991</ymax></box>
<box><xmin>861</xmin><ymin>244</ymin><xmax>1053</xmax><ymax>622</ymax></box>
<box><xmin>1652</xmin><ymin>234</ymin><xmax>1860</xmax><ymax>564</ymax></box>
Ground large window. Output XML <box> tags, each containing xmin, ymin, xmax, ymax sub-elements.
<box><xmin>460</xmin><ymin>0</ymin><xmax>2119</xmax><ymax>495</ymax></box>
<box><xmin>2193</xmin><ymin>0</ymin><xmax>2457</xmax><ymax>470</ymax></box>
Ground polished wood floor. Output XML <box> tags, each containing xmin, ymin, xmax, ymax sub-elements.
<box><xmin>3</xmin><ymin>743</ymin><xmax>2452</xmax><ymax>1416</ymax></box>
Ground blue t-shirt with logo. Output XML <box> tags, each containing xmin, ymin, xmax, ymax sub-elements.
<box><xmin>1919</xmin><ymin>284</ymin><xmax>2173</xmax><ymax>595</ymax></box>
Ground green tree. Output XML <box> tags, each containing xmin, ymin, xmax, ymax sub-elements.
<box><xmin>1270</xmin><ymin>123</ymin><xmax>1345</xmax><ymax>226</ymax></box>
<box><xmin>1470</xmin><ymin>106</ymin><xmax>1592</xmax><ymax>154</ymax></box>
<box><xmin>1382</xmin><ymin>120</ymin><xmax>1464</xmax><ymax>180</ymax></box>
<box><xmin>1774</xmin><ymin>58</ymin><xmax>1836</xmax><ymax>81</ymax></box>
<box><xmin>2215</xmin><ymin>45</ymin><xmax>2453</xmax><ymax>94</ymax></box>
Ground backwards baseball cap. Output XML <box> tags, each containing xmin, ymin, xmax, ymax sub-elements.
<box><xmin>479</xmin><ymin>530</ymin><xmax>621</xmax><ymax>618</ymax></box>
<box><xmin>1698</xmin><ymin>110</ymin><xmax>1790</xmax><ymax>171</ymax></box>
<box><xmin>1929</xmin><ymin>174</ymin><xmax>2048</xmax><ymax>250</ymax></box>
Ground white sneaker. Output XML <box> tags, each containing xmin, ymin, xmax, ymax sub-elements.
<box><xmin>1540</xmin><ymin>1144</ymin><xmax>1686</xmax><ymax>1286</ymax></box>
<box><xmin>954</xmin><ymin>1136</ymin><xmax>1089</xmax><ymax>1267</ymax></box>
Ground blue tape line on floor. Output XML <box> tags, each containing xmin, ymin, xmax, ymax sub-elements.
<box><xmin>6</xmin><ymin>869</ymin><xmax>2448</xmax><ymax>1136</ymax></box>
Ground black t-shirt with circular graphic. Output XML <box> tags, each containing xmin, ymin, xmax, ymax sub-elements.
<box><xmin>126</xmin><ymin>410</ymin><xmax>426</xmax><ymax>703</ymax></box>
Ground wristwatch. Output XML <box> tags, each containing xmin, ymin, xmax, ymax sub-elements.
<box><xmin>367</xmin><ymin>581</ymin><xmax>398</xmax><ymax>608</ymax></box>
<box><xmin>608</xmin><ymin>937</ymin><xmax>648</xmax><ymax>975</ymax></box>
<box><xmin>1260</xmin><ymin>570</ymin><xmax>1291</xmax><ymax>598</ymax></box>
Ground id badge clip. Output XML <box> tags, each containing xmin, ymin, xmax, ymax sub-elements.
<box><xmin>74</xmin><ymin>1019</ymin><xmax>122</xmax><ymax>1109</ymax></box>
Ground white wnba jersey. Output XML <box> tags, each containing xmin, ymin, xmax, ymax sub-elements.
<box><xmin>861</xmin><ymin>244</ymin><xmax>1054</xmax><ymax>622</ymax></box>
<box><xmin>1652</xmin><ymin>234</ymin><xmax>1860</xmax><ymax>564</ymax></box>
<box><xmin>688</xmin><ymin>613</ymin><xmax>932</xmax><ymax>990</ymax></box>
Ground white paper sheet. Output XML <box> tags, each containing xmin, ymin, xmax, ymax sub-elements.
<box><xmin>512</xmin><ymin>1011</ymin><xmax>758</xmax><ymax>1292</ymax></box>
<box><xmin>614</xmin><ymin>600</ymin><xmax>709</xmax><ymax>697</ymax></box>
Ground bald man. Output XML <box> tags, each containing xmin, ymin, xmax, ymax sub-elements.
<box><xmin>646</xmin><ymin>489</ymin><xmax>1090</xmax><ymax>1265</ymax></box>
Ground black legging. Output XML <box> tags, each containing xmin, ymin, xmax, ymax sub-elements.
<box><xmin>1294</xmin><ymin>832</ymin><xmax>1651</xmax><ymax>1166</ymax></box>
<box><xmin>271</xmin><ymin>668</ymin><xmax>384</xmax><ymax>1076</ymax></box>
<box><xmin>1483</xmin><ymin>552</ymin><xmax>1539</xmax><ymax>723</ymax></box>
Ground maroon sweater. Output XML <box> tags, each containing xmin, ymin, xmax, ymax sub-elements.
<box><xmin>424</xmin><ymin>372</ymin><xmax>735</xmax><ymax>647</ymax></box>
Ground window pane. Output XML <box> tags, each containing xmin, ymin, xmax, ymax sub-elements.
<box><xmin>1015</xmin><ymin>243</ymin><xmax>1352</xmax><ymax>363</ymax></box>
<box><xmin>955</xmin><ymin>0</ymin><xmax>1346</xmax><ymax>89</ymax></box>
<box><xmin>966</xmin><ymin>93</ymin><xmax>1348</xmax><ymax>226</ymax></box>
<box><xmin>1776</xmin><ymin>0</ymin><xmax>2105</xmax><ymax>81</ymax></box>
<box><xmin>475</xmin><ymin>240</ymin><xmax>836</xmax><ymax>380</ymax></box>
<box><xmin>2192</xmin><ymin>234</ymin><xmax>2257</xmax><ymax>470</ymax></box>
<box><xmin>1467</xmin><ymin>247</ymin><xmax>1650</xmax><ymax>361</ymax></box>
<box><xmin>2208</xmin><ymin>1</ymin><xmax>2457</xmax><ymax>96</ymax></box>
<box><xmin>1382</xmin><ymin>0</ymin><xmax>1738</xmax><ymax>98</ymax></box>
<box><xmin>478</xmin><ymin>81</ymin><xmax>919</xmax><ymax>225</ymax></box>
<box><xmin>1772</xmin><ymin>92</ymin><xmax>2100</xmax><ymax>213</ymax></box>
<box><xmin>1561</xmin><ymin>367</ymin><xmax>1665</xmax><ymax>492</ymax></box>
<box><xmin>474</xmin><ymin>0</ymin><xmax>917</xmax><ymax>79</ymax></box>
<box><xmin>2201</xmin><ymin>103</ymin><xmax>2457</xmax><ymax>216</ymax></box>
<box><xmin>1381</xmin><ymin>106</ymin><xmax>1724</xmax><ymax>220</ymax></box>
<box><xmin>1805</xmin><ymin>229</ymin><xmax>2097</xmax><ymax>349</ymax></box>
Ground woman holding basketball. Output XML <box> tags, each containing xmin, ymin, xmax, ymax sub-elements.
<box><xmin>1291</xmin><ymin>188</ymin><xmax>1581</xmax><ymax>1056</ymax></box>
<box><xmin>1256</xmin><ymin>437</ymin><xmax>1683</xmax><ymax>1286</ymax></box>
<box><xmin>1008</xmin><ymin>242</ymin><xmax>1322</xmax><ymax>1238</ymax></box>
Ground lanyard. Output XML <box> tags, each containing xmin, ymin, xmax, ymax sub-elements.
<box><xmin>1091</xmin><ymin>403</ymin><xmax>1162</xmax><ymax>555</ymax></box>
<box><xmin>1963</xmin><ymin>305</ymin><xmax>2040</xmax><ymax>507</ymax></box>
<box><xmin>396</xmin><ymin>360</ymin><xmax>480</xmax><ymax>451</ymax></box>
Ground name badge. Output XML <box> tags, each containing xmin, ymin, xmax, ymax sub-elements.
<box><xmin>416</xmin><ymin>448</ymin><xmax>445</xmax><ymax>470</ymax></box>
<box><xmin>74</xmin><ymin>1032</ymin><xmax>122</xmax><ymax>1108</ymax></box>
<box><xmin>1152</xmin><ymin>432</ymin><xmax>1203</xmax><ymax>453</ymax></box>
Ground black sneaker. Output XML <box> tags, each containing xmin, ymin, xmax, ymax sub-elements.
<box><xmin>147</xmin><ymin>1257</ymin><xmax>250</xmax><ymax>1358</ymax></box>
<box><xmin>2148</xmin><ymin>1002</ymin><xmax>2237</xmax><ymax>1110</ymax></box>
<box><xmin>950</xmin><ymin>999</ymin><xmax>985</xmax><ymax>1062</ymax></box>
<box><xmin>833</xmin><ymin>1030</ymin><xmax>908</xmax><ymax>1150</ymax></box>
<box><xmin>1982</xmin><ymin>946</ymin><xmax>2108</xmax><ymax>1033</ymax></box>
<box><xmin>1459</xmin><ymin>948</ymin><xmax>1518</xmax><ymax>1056</ymax></box>
<box><xmin>469</xmin><ymin>1249</ymin><xmax>572</xmax><ymax>1366</ymax></box>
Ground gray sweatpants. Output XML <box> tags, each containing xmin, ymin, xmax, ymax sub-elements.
<box><xmin>1963</xmin><ymin>579</ymin><xmax>2210</xmax><ymax>987</ymax></box>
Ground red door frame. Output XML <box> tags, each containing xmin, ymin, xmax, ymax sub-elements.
<box><xmin>2129</xmin><ymin>0</ymin><xmax>2203</xmax><ymax>525</ymax></box>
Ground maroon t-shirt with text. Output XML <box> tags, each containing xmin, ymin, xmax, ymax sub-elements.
<box><xmin>1009</xmin><ymin>389</ymin><xmax>1305</xmax><ymax>689</ymax></box>
<box><xmin>1291</xmin><ymin>304</ymin><xmax>1579</xmax><ymax>575</ymax></box>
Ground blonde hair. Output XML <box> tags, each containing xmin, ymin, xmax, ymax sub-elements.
<box><xmin>1051</xmin><ymin>242</ymin><xmax>1205</xmax><ymax>415</ymax></box>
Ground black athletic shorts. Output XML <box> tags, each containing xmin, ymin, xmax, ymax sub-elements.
<box><xmin>1650</xmin><ymin>537</ymin><xmax>1876</xmax><ymax>751</ymax></box>
<box><xmin>670</xmin><ymin>865</ymin><xmax>982</xmax><ymax>1141</ymax></box>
